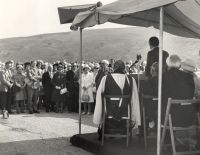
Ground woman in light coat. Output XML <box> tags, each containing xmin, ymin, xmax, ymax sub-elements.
<box><xmin>81</xmin><ymin>64</ymin><xmax>94</xmax><ymax>115</ymax></box>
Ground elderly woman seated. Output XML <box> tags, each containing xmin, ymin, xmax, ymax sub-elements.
<box><xmin>94</xmin><ymin>60</ymin><xmax>141</xmax><ymax>136</ymax></box>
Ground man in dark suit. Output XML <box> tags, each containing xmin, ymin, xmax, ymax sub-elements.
<box><xmin>162</xmin><ymin>55</ymin><xmax>195</xmax><ymax>127</ymax></box>
<box><xmin>42</xmin><ymin>64</ymin><xmax>53</xmax><ymax>112</ymax></box>
<box><xmin>162</xmin><ymin>55</ymin><xmax>196</xmax><ymax>148</ymax></box>
<box><xmin>95</xmin><ymin>59</ymin><xmax>111</xmax><ymax>90</ymax></box>
<box><xmin>145</xmin><ymin>36</ymin><xmax>169</xmax><ymax>78</ymax></box>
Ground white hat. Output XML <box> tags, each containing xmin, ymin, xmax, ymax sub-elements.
<box><xmin>101</xmin><ymin>59</ymin><xmax>109</xmax><ymax>65</ymax></box>
<box><xmin>83</xmin><ymin>64</ymin><xmax>91</xmax><ymax>70</ymax></box>
<box><xmin>181</xmin><ymin>59</ymin><xmax>197</xmax><ymax>73</ymax></box>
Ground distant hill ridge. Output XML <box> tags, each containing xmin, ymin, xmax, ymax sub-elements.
<box><xmin>0</xmin><ymin>27</ymin><xmax>200</xmax><ymax>66</ymax></box>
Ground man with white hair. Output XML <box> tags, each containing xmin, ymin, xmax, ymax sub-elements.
<box><xmin>95</xmin><ymin>59</ymin><xmax>110</xmax><ymax>89</ymax></box>
<box><xmin>163</xmin><ymin>54</ymin><xmax>195</xmax><ymax>109</ymax></box>
<box><xmin>162</xmin><ymin>55</ymin><xmax>196</xmax><ymax>148</ymax></box>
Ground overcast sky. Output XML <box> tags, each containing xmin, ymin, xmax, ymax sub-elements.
<box><xmin>0</xmin><ymin>0</ymin><xmax>130</xmax><ymax>39</ymax></box>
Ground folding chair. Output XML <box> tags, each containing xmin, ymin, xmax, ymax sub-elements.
<box><xmin>101</xmin><ymin>94</ymin><xmax>132</xmax><ymax>147</ymax></box>
<box><xmin>161</xmin><ymin>98</ymin><xmax>200</xmax><ymax>155</ymax></box>
<box><xmin>141</xmin><ymin>94</ymin><xmax>158</xmax><ymax>150</ymax></box>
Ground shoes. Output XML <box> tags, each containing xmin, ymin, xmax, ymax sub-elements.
<box><xmin>29</xmin><ymin>111</ymin><xmax>33</xmax><ymax>114</ymax></box>
<box><xmin>82</xmin><ymin>112</ymin><xmax>86</xmax><ymax>115</ymax></box>
<box><xmin>87</xmin><ymin>112</ymin><xmax>91</xmax><ymax>115</ymax></box>
<box><xmin>33</xmin><ymin>110</ymin><xmax>40</xmax><ymax>113</ymax></box>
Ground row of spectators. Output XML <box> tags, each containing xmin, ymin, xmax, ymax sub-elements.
<box><xmin>0</xmin><ymin>58</ymin><xmax>145</xmax><ymax>115</ymax></box>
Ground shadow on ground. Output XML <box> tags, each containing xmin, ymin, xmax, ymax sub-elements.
<box><xmin>0</xmin><ymin>137</ymin><xmax>93</xmax><ymax>155</ymax></box>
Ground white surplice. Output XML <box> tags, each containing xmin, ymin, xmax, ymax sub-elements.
<box><xmin>93</xmin><ymin>74</ymin><xmax>141</xmax><ymax>127</ymax></box>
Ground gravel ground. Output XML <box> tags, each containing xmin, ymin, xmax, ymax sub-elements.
<box><xmin>0</xmin><ymin>112</ymin><xmax>97</xmax><ymax>155</ymax></box>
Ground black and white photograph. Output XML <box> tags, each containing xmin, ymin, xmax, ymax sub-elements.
<box><xmin>0</xmin><ymin>0</ymin><xmax>200</xmax><ymax>155</ymax></box>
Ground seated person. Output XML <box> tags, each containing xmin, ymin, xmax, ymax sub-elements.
<box><xmin>162</xmin><ymin>55</ymin><xmax>197</xmax><ymax>149</ymax></box>
<box><xmin>141</xmin><ymin>62</ymin><xmax>159</xmax><ymax>130</ymax></box>
<box><xmin>93</xmin><ymin>60</ymin><xmax>141</xmax><ymax>132</ymax></box>
<box><xmin>142</xmin><ymin>62</ymin><xmax>158</xmax><ymax>96</ymax></box>
<box><xmin>181</xmin><ymin>59</ymin><xmax>200</xmax><ymax>99</ymax></box>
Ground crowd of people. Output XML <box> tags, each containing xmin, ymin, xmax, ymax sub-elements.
<box><xmin>0</xmin><ymin>36</ymin><xmax>199</xmax><ymax>149</ymax></box>
<box><xmin>0</xmin><ymin>57</ymin><xmax>145</xmax><ymax>115</ymax></box>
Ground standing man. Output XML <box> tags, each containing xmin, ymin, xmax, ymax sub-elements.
<box><xmin>95</xmin><ymin>59</ymin><xmax>110</xmax><ymax>90</ymax></box>
<box><xmin>0</xmin><ymin>61</ymin><xmax>14</xmax><ymax>114</ymax></box>
<box><xmin>145</xmin><ymin>36</ymin><xmax>169</xmax><ymax>78</ymax></box>
<box><xmin>42</xmin><ymin>64</ymin><xmax>53</xmax><ymax>112</ymax></box>
<box><xmin>26</xmin><ymin>61</ymin><xmax>41</xmax><ymax>114</ymax></box>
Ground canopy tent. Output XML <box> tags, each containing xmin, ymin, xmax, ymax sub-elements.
<box><xmin>58</xmin><ymin>3</ymin><xmax>102</xmax><ymax>24</ymax></box>
<box><xmin>58</xmin><ymin>1</ymin><xmax>200</xmax><ymax>155</ymax></box>
<box><xmin>71</xmin><ymin>0</ymin><xmax>200</xmax><ymax>38</ymax></box>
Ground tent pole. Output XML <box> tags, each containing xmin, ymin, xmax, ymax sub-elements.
<box><xmin>79</xmin><ymin>28</ymin><xmax>83</xmax><ymax>135</ymax></box>
<box><xmin>157</xmin><ymin>6</ymin><xmax>164</xmax><ymax>155</ymax></box>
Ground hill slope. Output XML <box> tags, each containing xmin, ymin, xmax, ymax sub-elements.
<box><xmin>0</xmin><ymin>27</ymin><xmax>200</xmax><ymax>66</ymax></box>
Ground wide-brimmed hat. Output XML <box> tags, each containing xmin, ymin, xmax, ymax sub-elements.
<box><xmin>181</xmin><ymin>59</ymin><xmax>197</xmax><ymax>73</ymax></box>
<box><xmin>83</xmin><ymin>64</ymin><xmax>91</xmax><ymax>70</ymax></box>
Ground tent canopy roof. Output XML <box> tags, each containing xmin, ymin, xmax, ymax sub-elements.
<box><xmin>58</xmin><ymin>4</ymin><xmax>97</xmax><ymax>24</ymax></box>
<box><xmin>58</xmin><ymin>0</ymin><xmax>200</xmax><ymax>38</ymax></box>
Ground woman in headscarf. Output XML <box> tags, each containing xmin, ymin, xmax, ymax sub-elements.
<box><xmin>13</xmin><ymin>64</ymin><xmax>27</xmax><ymax>113</ymax></box>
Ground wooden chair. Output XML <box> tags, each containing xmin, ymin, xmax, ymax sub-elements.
<box><xmin>141</xmin><ymin>94</ymin><xmax>158</xmax><ymax>150</ymax></box>
<box><xmin>161</xmin><ymin>98</ymin><xmax>200</xmax><ymax>155</ymax></box>
<box><xmin>101</xmin><ymin>94</ymin><xmax>132</xmax><ymax>147</ymax></box>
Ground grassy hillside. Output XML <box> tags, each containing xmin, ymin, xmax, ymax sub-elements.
<box><xmin>0</xmin><ymin>27</ymin><xmax>200</xmax><ymax>66</ymax></box>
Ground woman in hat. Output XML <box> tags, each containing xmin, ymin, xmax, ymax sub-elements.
<box><xmin>51</xmin><ymin>64</ymin><xmax>66</xmax><ymax>113</ymax></box>
<box><xmin>181</xmin><ymin>59</ymin><xmax>200</xmax><ymax>98</ymax></box>
<box><xmin>13</xmin><ymin>64</ymin><xmax>27</xmax><ymax>113</ymax></box>
<box><xmin>52</xmin><ymin>64</ymin><xmax>66</xmax><ymax>112</ymax></box>
<box><xmin>81</xmin><ymin>64</ymin><xmax>94</xmax><ymax>115</ymax></box>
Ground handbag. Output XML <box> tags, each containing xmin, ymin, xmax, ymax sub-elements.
<box><xmin>82</xmin><ymin>89</ymin><xmax>90</xmax><ymax>102</ymax></box>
